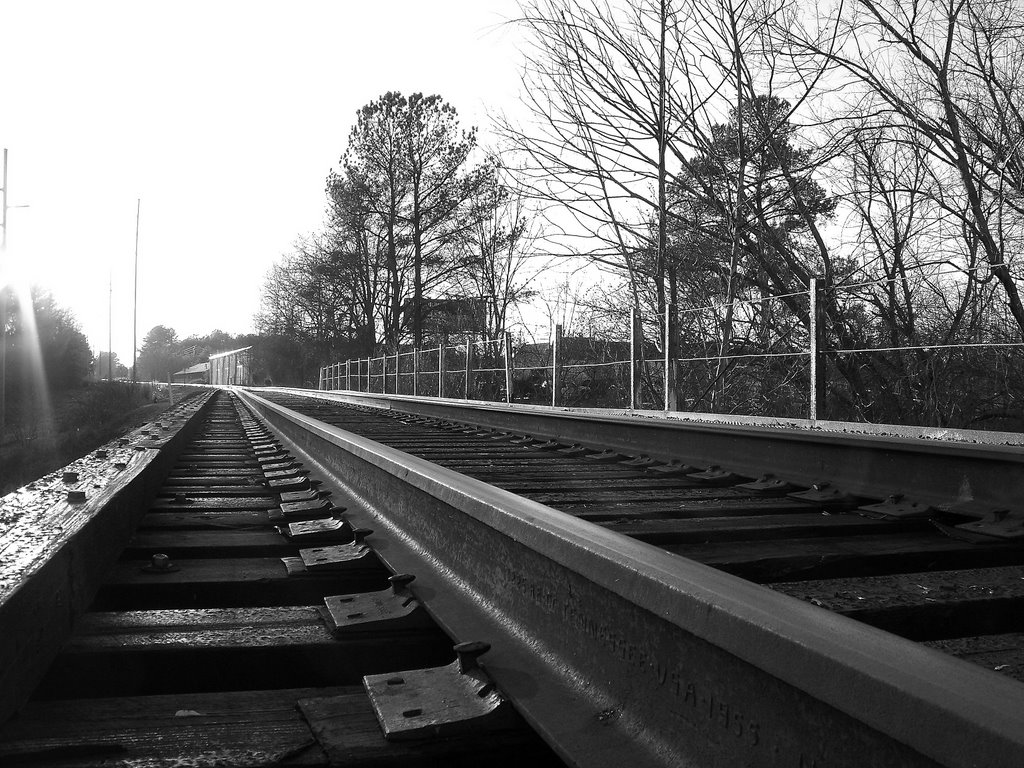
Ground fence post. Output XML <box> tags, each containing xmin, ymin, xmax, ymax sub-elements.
<box><xmin>809</xmin><ymin>277</ymin><xmax>826</xmax><ymax>421</ymax></box>
<box><xmin>319</xmin><ymin>366</ymin><xmax>324</xmax><ymax>391</ymax></box>
<box><xmin>381</xmin><ymin>356</ymin><xmax>386</xmax><ymax>394</ymax></box>
<box><xmin>664</xmin><ymin>304</ymin><xmax>678</xmax><ymax>412</ymax></box>
<box><xmin>630</xmin><ymin>309</ymin><xmax>641</xmax><ymax>409</ymax></box>
<box><xmin>413</xmin><ymin>347</ymin><xmax>419</xmax><ymax>396</ymax></box>
<box><xmin>552</xmin><ymin>323</ymin><xmax>563</xmax><ymax>408</ymax></box>
<box><xmin>504</xmin><ymin>332</ymin><xmax>514</xmax><ymax>403</ymax></box>
<box><xmin>464</xmin><ymin>341</ymin><xmax>475</xmax><ymax>399</ymax></box>
<box><xmin>438</xmin><ymin>344</ymin><xmax>446</xmax><ymax>398</ymax></box>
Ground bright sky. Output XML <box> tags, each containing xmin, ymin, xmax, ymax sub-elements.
<box><xmin>0</xmin><ymin>0</ymin><xmax>526</xmax><ymax>363</ymax></box>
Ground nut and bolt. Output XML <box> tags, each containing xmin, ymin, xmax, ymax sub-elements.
<box><xmin>454</xmin><ymin>641</ymin><xmax>491</xmax><ymax>674</ymax></box>
<box><xmin>389</xmin><ymin>573</ymin><xmax>416</xmax><ymax>593</ymax></box>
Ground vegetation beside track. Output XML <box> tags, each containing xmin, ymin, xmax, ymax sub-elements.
<box><xmin>0</xmin><ymin>381</ymin><xmax>190</xmax><ymax>495</ymax></box>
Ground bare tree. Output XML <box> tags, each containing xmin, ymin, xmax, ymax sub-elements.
<box><xmin>452</xmin><ymin>157</ymin><xmax>547</xmax><ymax>339</ymax></box>
<box><xmin>787</xmin><ymin>0</ymin><xmax>1024</xmax><ymax>335</ymax></box>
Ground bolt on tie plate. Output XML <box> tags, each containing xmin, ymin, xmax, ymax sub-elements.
<box><xmin>140</xmin><ymin>553</ymin><xmax>180</xmax><ymax>574</ymax></box>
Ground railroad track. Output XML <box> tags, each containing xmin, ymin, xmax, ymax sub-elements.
<box><xmin>2</xmin><ymin>387</ymin><xmax>1023</xmax><ymax>767</ymax></box>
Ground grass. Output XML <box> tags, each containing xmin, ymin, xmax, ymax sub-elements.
<box><xmin>0</xmin><ymin>381</ymin><xmax>178</xmax><ymax>495</ymax></box>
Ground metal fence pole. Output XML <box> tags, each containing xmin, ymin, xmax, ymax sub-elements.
<box><xmin>809</xmin><ymin>277</ymin><xmax>826</xmax><ymax>420</ymax></box>
<box><xmin>552</xmin><ymin>324</ymin><xmax>563</xmax><ymax>408</ymax></box>
<box><xmin>464</xmin><ymin>341</ymin><xmax>475</xmax><ymax>399</ymax></box>
<box><xmin>319</xmin><ymin>366</ymin><xmax>324</xmax><ymax>391</ymax></box>
<box><xmin>381</xmin><ymin>356</ymin><xmax>386</xmax><ymax>394</ymax></box>
<box><xmin>438</xmin><ymin>344</ymin><xmax>446</xmax><ymax>398</ymax></box>
<box><xmin>413</xmin><ymin>347</ymin><xmax>419</xmax><ymax>396</ymax></box>
<box><xmin>504</xmin><ymin>332</ymin><xmax>514</xmax><ymax>404</ymax></box>
<box><xmin>664</xmin><ymin>304</ymin><xmax>678</xmax><ymax>412</ymax></box>
<box><xmin>630</xmin><ymin>309</ymin><xmax>641</xmax><ymax>409</ymax></box>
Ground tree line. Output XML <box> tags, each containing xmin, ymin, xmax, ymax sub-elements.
<box><xmin>502</xmin><ymin>0</ymin><xmax>1024</xmax><ymax>427</ymax></box>
<box><xmin>257</xmin><ymin>92</ymin><xmax>542</xmax><ymax>384</ymax></box>
<box><xmin>260</xmin><ymin>0</ymin><xmax>1024</xmax><ymax>428</ymax></box>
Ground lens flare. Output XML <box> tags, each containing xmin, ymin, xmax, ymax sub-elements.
<box><xmin>0</xmin><ymin>247</ymin><xmax>55</xmax><ymax>448</ymax></box>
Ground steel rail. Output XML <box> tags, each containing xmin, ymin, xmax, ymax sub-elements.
<box><xmin>237</xmin><ymin>387</ymin><xmax>1024</xmax><ymax>768</ymax></box>
<box><xmin>285</xmin><ymin>388</ymin><xmax>1024</xmax><ymax>514</ymax></box>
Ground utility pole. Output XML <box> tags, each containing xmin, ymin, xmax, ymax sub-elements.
<box><xmin>1</xmin><ymin>148</ymin><xmax>8</xmax><ymax>440</ymax></box>
<box><xmin>2</xmin><ymin>148</ymin><xmax>7</xmax><ymax>251</ymax></box>
<box><xmin>131</xmin><ymin>198</ymin><xmax>140</xmax><ymax>383</ymax></box>
<box><xmin>108</xmin><ymin>271</ymin><xmax>113</xmax><ymax>380</ymax></box>
<box><xmin>0</xmin><ymin>149</ymin><xmax>31</xmax><ymax>441</ymax></box>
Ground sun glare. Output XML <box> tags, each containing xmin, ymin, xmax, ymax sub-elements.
<box><xmin>1</xmin><ymin>245</ymin><xmax>55</xmax><ymax>444</ymax></box>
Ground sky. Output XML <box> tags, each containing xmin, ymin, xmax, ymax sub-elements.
<box><xmin>0</xmin><ymin>0</ymin><xmax>527</xmax><ymax>363</ymax></box>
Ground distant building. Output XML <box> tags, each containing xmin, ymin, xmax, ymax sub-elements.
<box><xmin>172</xmin><ymin>361</ymin><xmax>210</xmax><ymax>384</ymax></box>
<box><xmin>209</xmin><ymin>347</ymin><xmax>253</xmax><ymax>386</ymax></box>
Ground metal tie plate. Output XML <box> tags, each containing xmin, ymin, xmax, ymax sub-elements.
<box><xmin>938</xmin><ymin>501</ymin><xmax>1024</xmax><ymax>540</ymax></box>
<box><xmin>858</xmin><ymin>494</ymin><xmax>935</xmax><ymax>520</ymax></box>
<box><xmin>283</xmin><ymin>514</ymin><xmax>351</xmax><ymax>542</ymax></box>
<box><xmin>262</xmin><ymin>461</ymin><xmax>300</xmax><ymax>472</ymax></box>
<box><xmin>736</xmin><ymin>474</ymin><xmax>799</xmax><ymax>496</ymax></box>
<box><xmin>268</xmin><ymin>476</ymin><xmax>312</xmax><ymax>491</ymax></box>
<box><xmin>647</xmin><ymin>461</ymin><xmax>700</xmax><ymax>475</ymax></box>
<box><xmin>280</xmin><ymin>489</ymin><xmax>329</xmax><ymax>503</ymax></box>
<box><xmin>788</xmin><ymin>482</ymin><xmax>861</xmax><ymax>508</ymax></box>
<box><xmin>584</xmin><ymin>450</ymin><xmax>629</xmax><ymax>463</ymax></box>
<box><xmin>687</xmin><ymin>466</ymin><xmax>745</xmax><ymax>485</ymax></box>
<box><xmin>323</xmin><ymin>574</ymin><xmax>431</xmax><ymax>635</ymax></box>
<box><xmin>264</xmin><ymin>467</ymin><xmax>309</xmax><ymax>480</ymax></box>
<box><xmin>257</xmin><ymin>452</ymin><xmax>292</xmax><ymax>464</ymax></box>
<box><xmin>363</xmin><ymin>642</ymin><xmax>515</xmax><ymax>741</ymax></box>
<box><xmin>298</xmin><ymin>530</ymin><xmax>374</xmax><ymax>571</ymax></box>
<box><xmin>279</xmin><ymin>497</ymin><xmax>334</xmax><ymax>517</ymax></box>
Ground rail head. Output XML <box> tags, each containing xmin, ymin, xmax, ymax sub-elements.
<box><xmin>239</xmin><ymin>387</ymin><xmax>1024</xmax><ymax>768</ymax></box>
<box><xmin>255</xmin><ymin>387</ymin><xmax>1024</xmax><ymax>519</ymax></box>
